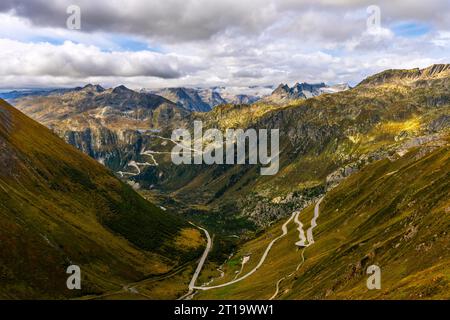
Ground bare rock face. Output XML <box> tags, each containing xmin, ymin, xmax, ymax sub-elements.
<box><xmin>150</xmin><ymin>87</ymin><xmax>213</xmax><ymax>112</ymax></box>
<box><xmin>428</xmin><ymin>115</ymin><xmax>450</xmax><ymax>133</ymax></box>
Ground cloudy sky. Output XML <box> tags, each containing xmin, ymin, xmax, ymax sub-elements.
<box><xmin>0</xmin><ymin>0</ymin><xmax>449</xmax><ymax>89</ymax></box>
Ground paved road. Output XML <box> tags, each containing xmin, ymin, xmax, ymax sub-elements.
<box><xmin>83</xmin><ymin>260</ymin><xmax>193</xmax><ymax>300</ymax></box>
<box><xmin>179</xmin><ymin>223</ymin><xmax>212</xmax><ymax>299</ymax></box>
<box><xmin>193</xmin><ymin>211</ymin><xmax>297</xmax><ymax>290</ymax></box>
<box><xmin>189</xmin><ymin>224</ymin><xmax>212</xmax><ymax>289</ymax></box>
<box><xmin>294</xmin><ymin>209</ymin><xmax>307</xmax><ymax>247</ymax></box>
<box><xmin>306</xmin><ymin>196</ymin><xmax>324</xmax><ymax>245</ymax></box>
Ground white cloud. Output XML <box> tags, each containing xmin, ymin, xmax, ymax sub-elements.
<box><xmin>432</xmin><ymin>31</ymin><xmax>450</xmax><ymax>47</ymax></box>
<box><xmin>0</xmin><ymin>0</ymin><xmax>448</xmax><ymax>89</ymax></box>
<box><xmin>0</xmin><ymin>39</ymin><xmax>204</xmax><ymax>80</ymax></box>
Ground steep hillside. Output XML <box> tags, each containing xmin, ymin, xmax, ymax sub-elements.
<box><xmin>195</xmin><ymin>134</ymin><xmax>449</xmax><ymax>299</ymax></box>
<box><xmin>0</xmin><ymin>98</ymin><xmax>203</xmax><ymax>299</ymax></box>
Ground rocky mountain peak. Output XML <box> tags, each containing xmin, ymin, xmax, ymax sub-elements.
<box><xmin>112</xmin><ymin>85</ymin><xmax>133</xmax><ymax>94</ymax></box>
<box><xmin>273</xmin><ymin>83</ymin><xmax>290</xmax><ymax>94</ymax></box>
<box><xmin>81</xmin><ymin>84</ymin><xmax>105</xmax><ymax>93</ymax></box>
<box><xmin>149</xmin><ymin>87</ymin><xmax>212</xmax><ymax>112</ymax></box>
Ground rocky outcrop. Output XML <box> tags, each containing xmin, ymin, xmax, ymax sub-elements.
<box><xmin>239</xmin><ymin>186</ymin><xmax>324</xmax><ymax>227</ymax></box>
<box><xmin>427</xmin><ymin>115</ymin><xmax>450</xmax><ymax>132</ymax></box>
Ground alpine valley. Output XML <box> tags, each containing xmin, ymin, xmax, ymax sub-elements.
<box><xmin>1</xmin><ymin>64</ymin><xmax>449</xmax><ymax>299</ymax></box>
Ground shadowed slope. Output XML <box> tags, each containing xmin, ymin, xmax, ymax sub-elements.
<box><xmin>0</xmin><ymin>98</ymin><xmax>202</xmax><ymax>299</ymax></box>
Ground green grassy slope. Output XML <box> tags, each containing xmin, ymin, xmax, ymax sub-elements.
<box><xmin>196</xmin><ymin>137</ymin><xmax>449</xmax><ymax>299</ymax></box>
<box><xmin>0</xmin><ymin>99</ymin><xmax>203</xmax><ymax>299</ymax></box>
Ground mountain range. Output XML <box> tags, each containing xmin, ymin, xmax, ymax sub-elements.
<box><xmin>146</xmin><ymin>83</ymin><xmax>350</xmax><ymax>110</ymax></box>
<box><xmin>148</xmin><ymin>87</ymin><xmax>216</xmax><ymax>112</ymax></box>
<box><xmin>2</xmin><ymin>81</ymin><xmax>350</xmax><ymax>113</ymax></box>
<box><xmin>2</xmin><ymin>64</ymin><xmax>449</xmax><ymax>299</ymax></box>
<box><xmin>260</xmin><ymin>82</ymin><xmax>351</xmax><ymax>104</ymax></box>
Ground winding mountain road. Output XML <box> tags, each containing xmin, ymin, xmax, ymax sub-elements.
<box><xmin>270</xmin><ymin>196</ymin><xmax>324</xmax><ymax>299</ymax></box>
<box><xmin>269</xmin><ymin>247</ymin><xmax>306</xmax><ymax>300</ymax></box>
<box><xmin>179</xmin><ymin>223</ymin><xmax>212</xmax><ymax>300</ymax></box>
<box><xmin>306</xmin><ymin>196</ymin><xmax>324</xmax><ymax>245</ymax></box>
<box><xmin>294</xmin><ymin>209</ymin><xmax>307</xmax><ymax>247</ymax></box>
<box><xmin>117</xmin><ymin>134</ymin><xmax>203</xmax><ymax>177</ymax></box>
<box><xmin>182</xmin><ymin>196</ymin><xmax>325</xmax><ymax>298</ymax></box>
<box><xmin>192</xmin><ymin>211</ymin><xmax>297</xmax><ymax>290</ymax></box>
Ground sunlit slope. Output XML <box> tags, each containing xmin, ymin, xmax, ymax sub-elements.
<box><xmin>196</xmin><ymin>138</ymin><xmax>449</xmax><ymax>299</ymax></box>
<box><xmin>139</xmin><ymin>64</ymin><xmax>450</xmax><ymax>229</ymax></box>
<box><xmin>0</xmin><ymin>99</ymin><xmax>202</xmax><ymax>299</ymax></box>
